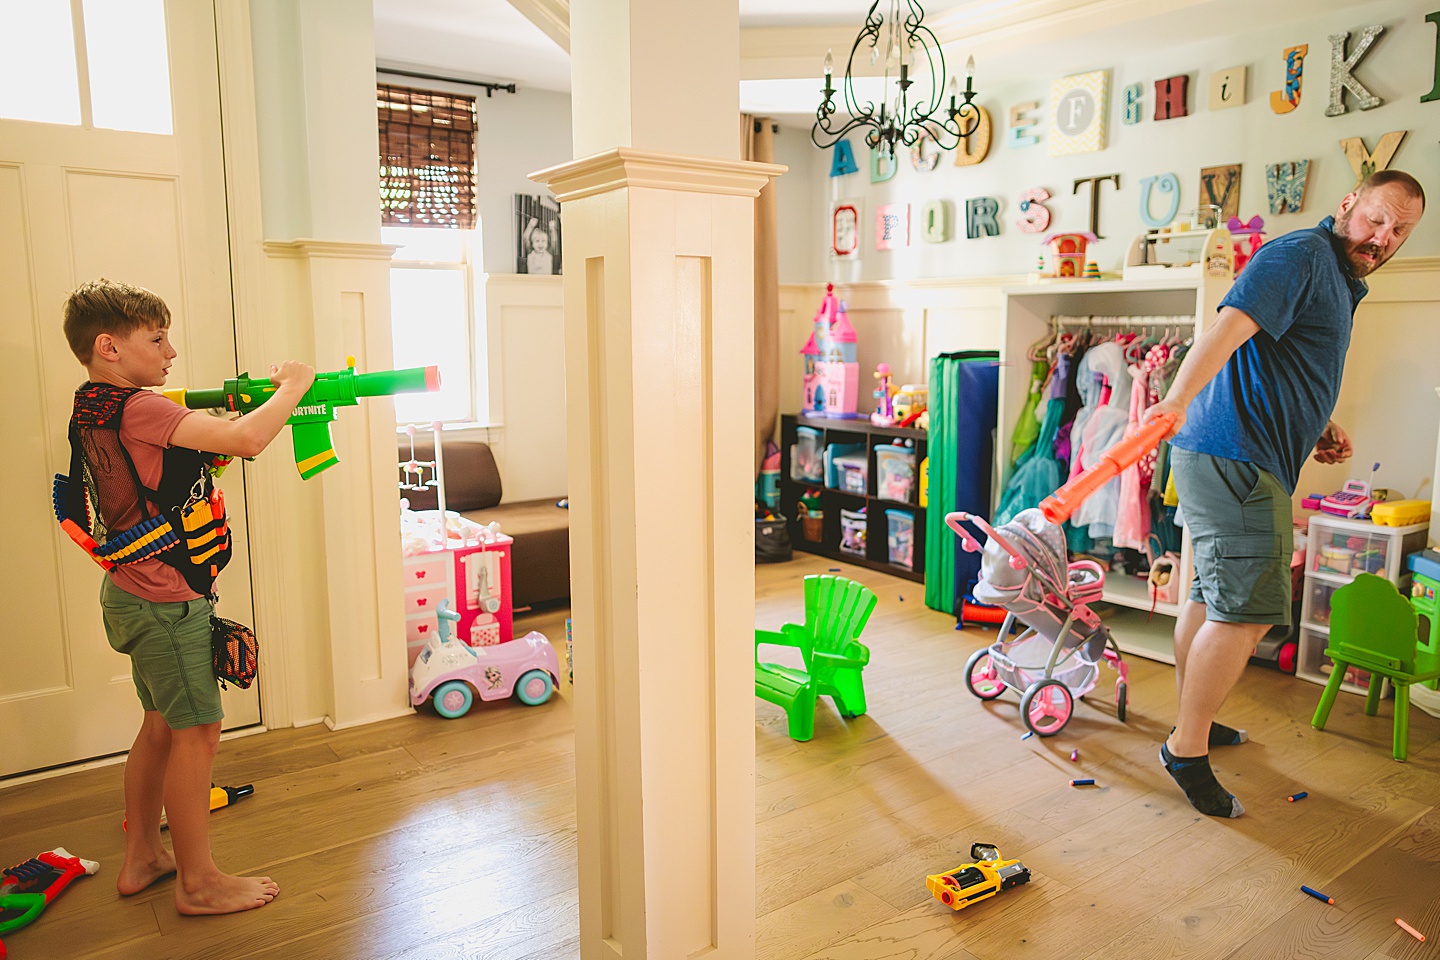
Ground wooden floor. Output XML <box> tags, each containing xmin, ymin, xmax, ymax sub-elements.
<box><xmin>7</xmin><ymin>553</ymin><xmax>1440</xmax><ymax>959</ymax></box>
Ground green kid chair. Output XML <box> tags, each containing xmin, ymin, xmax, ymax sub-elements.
<box><xmin>1311</xmin><ymin>573</ymin><xmax>1440</xmax><ymax>762</ymax></box>
<box><xmin>755</xmin><ymin>574</ymin><xmax>877</xmax><ymax>742</ymax></box>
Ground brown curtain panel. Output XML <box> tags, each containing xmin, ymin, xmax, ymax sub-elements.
<box><xmin>742</xmin><ymin>114</ymin><xmax>780</xmax><ymax>477</ymax></box>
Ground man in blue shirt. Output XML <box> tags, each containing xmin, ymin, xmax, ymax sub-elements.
<box><xmin>1146</xmin><ymin>170</ymin><xmax>1425</xmax><ymax>818</ymax></box>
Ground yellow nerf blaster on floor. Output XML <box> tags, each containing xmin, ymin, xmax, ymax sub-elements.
<box><xmin>165</xmin><ymin>358</ymin><xmax>440</xmax><ymax>479</ymax></box>
<box><xmin>926</xmin><ymin>843</ymin><xmax>1031</xmax><ymax>911</ymax></box>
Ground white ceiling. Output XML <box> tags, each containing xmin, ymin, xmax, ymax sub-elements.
<box><xmin>373</xmin><ymin>0</ymin><xmax>1376</xmax><ymax>117</ymax></box>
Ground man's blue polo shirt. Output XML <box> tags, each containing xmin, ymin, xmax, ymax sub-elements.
<box><xmin>1171</xmin><ymin>216</ymin><xmax>1367</xmax><ymax>494</ymax></box>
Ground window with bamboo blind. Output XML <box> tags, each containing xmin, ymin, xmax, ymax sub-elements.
<box><xmin>378</xmin><ymin>83</ymin><xmax>477</xmax><ymax>229</ymax></box>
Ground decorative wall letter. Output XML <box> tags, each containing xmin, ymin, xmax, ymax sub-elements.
<box><xmin>1139</xmin><ymin>174</ymin><xmax>1181</xmax><ymax>229</ymax></box>
<box><xmin>953</xmin><ymin>106</ymin><xmax>993</xmax><ymax>166</ymax></box>
<box><xmin>830</xmin><ymin>200</ymin><xmax>862</xmax><ymax>260</ymax></box>
<box><xmin>1008</xmin><ymin>101</ymin><xmax>1040</xmax><ymax>147</ymax></box>
<box><xmin>965</xmin><ymin>198</ymin><xmax>1001</xmax><ymax>238</ymax></box>
<box><xmin>1265</xmin><ymin>161</ymin><xmax>1311</xmax><ymax>214</ymax></box>
<box><xmin>830</xmin><ymin>139</ymin><xmax>858</xmax><ymax>177</ymax></box>
<box><xmin>910</xmin><ymin>131</ymin><xmax>939</xmax><ymax>171</ymax></box>
<box><xmin>1270</xmin><ymin>44</ymin><xmax>1307</xmax><ymax>113</ymax></box>
<box><xmin>870</xmin><ymin>147</ymin><xmax>897</xmax><ymax>183</ymax></box>
<box><xmin>1048</xmin><ymin>71</ymin><xmax>1108</xmax><ymax>156</ymax></box>
<box><xmin>1340</xmin><ymin>132</ymin><xmax>1408</xmax><ymax>185</ymax></box>
<box><xmin>1073</xmin><ymin>174</ymin><xmax>1120</xmax><ymax>238</ymax></box>
<box><xmin>1122</xmin><ymin>83</ymin><xmax>1143</xmax><ymax>124</ymax></box>
<box><xmin>876</xmin><ymin>203</ymin><xmax>909</xmax><ymax>249</ymax></box>
<box><xmin>921</xmin><ymin>200</ymin><xmax>951</xmax><ymax>242</ymax></box>
<box><xmin>1199</xmin><ymin>164</ymin><xmax>1242</xmax><ymax>222</ymax></box>
<box><xmin>1325</xmin><ymin>26</ymin><xmax>1384</xmax><ymax>116</ymax></box>
<box><xmin>1425</xmin><ymin>12</ymin><xmax>1440</xmax><ymax>103</ymax></box>
<box><xmin>1208</xmin><ymin>66</ymin><xmax>1247</xmax><ymax>110</ymax></box>
<box><xmin>1154</xmin><ymin>75</ymin><xmax>1189</xmax><ymax>120</ymax></box>
<box><xmin>1017</xmin><ymin>187</ymin><xmax>1052</xmax><ymax>234</ymax></box>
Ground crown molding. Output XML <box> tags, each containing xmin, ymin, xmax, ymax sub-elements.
<box><xmin>262</xmin><ymin>239</ymin><xmax>399</xmax><ymax>261</ymax></box>
<box><xmin>531</xmin><ymin>148</ymin><xmax>786</xmax><ymax>203</ymax></box>
<box><xmin>507</xmin><ymin>0</ymin><xmax>570</xmax><ymax>53</ymax></box>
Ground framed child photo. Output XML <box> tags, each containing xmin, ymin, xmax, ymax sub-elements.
<box><xmin>514</xmin><ymin>193</ymin><xmax>562</xmax><ymax>275</ymax></box>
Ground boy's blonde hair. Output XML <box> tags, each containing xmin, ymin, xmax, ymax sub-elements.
<box><xmin>63</xmin><ymin>279</ymin><xmax>171</xmax><ymax>364</ymax></box>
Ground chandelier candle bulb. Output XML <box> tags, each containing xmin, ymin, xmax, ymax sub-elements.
<box><xmin>966</xmin><ymin>55</ymin><xmax>975</xmax><ymax>93</ymax></box>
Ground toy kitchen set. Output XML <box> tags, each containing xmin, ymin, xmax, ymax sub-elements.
<box><xmin>398</xmin><ymin>426</ymin><xmax>515</xmax><ymax>665</ymax></box>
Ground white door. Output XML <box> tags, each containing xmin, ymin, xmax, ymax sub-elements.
<box><xmin>0</xmin><ymin>0</ymin><xmax>259</xmax><ymax>778</ymax></box>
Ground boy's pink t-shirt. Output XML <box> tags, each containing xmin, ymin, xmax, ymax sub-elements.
<box><xmin>103</xmin><ymin>390</ymin><xmax>200</xmax><ymax>602</ymax></box>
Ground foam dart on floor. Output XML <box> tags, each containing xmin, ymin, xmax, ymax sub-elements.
<box><xmin>1040</xmin><ymin>413</ymin><xmax>1177</xmax><ymax>524</ymax></box>
<box><xmin>123</xmin><ymin>784</ymin><xmax>254</xmax><ymax>831</ymax></box>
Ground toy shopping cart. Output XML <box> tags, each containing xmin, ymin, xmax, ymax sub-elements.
<box><xmin>947</xmin><ymin>509</ymin><xmax>1128</xmax><ymax>735</ymax></box>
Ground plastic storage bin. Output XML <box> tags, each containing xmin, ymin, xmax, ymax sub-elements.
<box><xmin>840</xmin><ymin>508</ymin><xmax>867</xmax><ymax>556</ymax></box>
<box><xmin>874</xmin><ymin>443</ymin><xmax>916</xmax><ymax>503</ymax></box>
<box><xmin>825</xmin><ymin>441</ymin><xmax>867</xmax><ymax>492</ymax></box>
<box><xmin>790</xmin><ymin>426</ymin><xmax>824</xmax><ymax>482</ymax></box>
<box><xmin>886</xmin><ymin>509</ymin><xmax>914</xmax><ymax>568</ymax></box>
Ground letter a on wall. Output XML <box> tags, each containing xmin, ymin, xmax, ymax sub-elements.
<box><xmin>830</xmin><ymin>139</ymin><xmax>858</xmax><ymax>177</ymax></box>
<box><xmin>1265</xmin><ymin>161</ymin><xmax>1311</xmax><ymax>214</ymax></box>
<box><xmin>1339</xmin><ymin>131</ymin><xmax>1407</xmax><ymax>186</ymax></box>
<box><xmin>1270</xmin><ymin>44</ymin><xmax>1307</xmax><ymax>113</ymax></box>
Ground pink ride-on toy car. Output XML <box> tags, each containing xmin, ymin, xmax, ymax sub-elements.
<box><xmin>410</xmin><ymin>629</ymin><xmax>561</xmax><ymax>718</ymax></box>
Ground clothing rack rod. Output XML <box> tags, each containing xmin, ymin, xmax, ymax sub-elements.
<box><xmin>1048</xmin><ymin>319</ymin><xmax>1192</xmax><ymax>331</ymax></box>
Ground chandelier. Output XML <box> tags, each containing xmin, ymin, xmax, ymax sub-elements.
<box><xmin>811</xmin><ymin>0</ymin><xmax>980</xmax><ymax>157</ymax></box>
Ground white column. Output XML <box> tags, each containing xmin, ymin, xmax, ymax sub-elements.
<box><xmin>222</xmin><ymin>0</ymin><xmax>410</xmax><ymax>728</ymax></box>
<box><xmin>536</xmin><ymin>3</ymin><xmax>783</xmax><ymax>953</ymax></box>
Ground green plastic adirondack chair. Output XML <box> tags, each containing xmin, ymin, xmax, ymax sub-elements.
<box><xmin>1312</xmin><ymin>573</ymin><xmax>1440</xmax><ymax>762</ymax></box>
<box><xmin>755</xmin><ymin>574</ymin><xmax>877</xmax><ymax>741</ymax></box>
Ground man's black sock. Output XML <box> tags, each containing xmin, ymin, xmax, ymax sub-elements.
<box><xmin>1160</xmin><ymin>743</ymin><xmax>1244</xmax><ymax>818</ymax></box>
<box><xmin>1170</xmin><ymin>722</ymin><xmax>1249</xmax><ymax>746</ymax></box>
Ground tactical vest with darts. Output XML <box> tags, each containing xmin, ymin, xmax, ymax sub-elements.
<box><xmin>53</xmin><ymin>382</ymin><xmax>232</xmax><ymax>597</ymax></box>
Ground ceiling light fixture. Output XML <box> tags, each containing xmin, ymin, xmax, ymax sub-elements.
<box><xmin>811</xmin><ymin>1</ymin><xmax>979</xmax><ymax>157</ymax></box>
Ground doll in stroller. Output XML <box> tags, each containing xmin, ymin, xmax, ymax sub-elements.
<box><xmin>947</xmin><ymin>509</ymin><xmax>1129</xmax><ymax>736</ymax></box>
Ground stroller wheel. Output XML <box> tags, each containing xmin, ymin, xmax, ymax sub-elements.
<box><xmin>1116</xmin><ymin>681</ymin><xmax>1128</xmax><ymax>723</ymax></box>
<box><xmin>1020</xmin><ymin>679</ymin><xmax>1074</xmax><ymax>736</ymax></box>
<box><xmin>964</xmin><ymin>648</ymin><xmax>1007</xmax><ymax>700</ymax></box>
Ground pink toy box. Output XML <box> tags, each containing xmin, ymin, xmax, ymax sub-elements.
<box><xmin>400</xmin><ymin>516</ymin><xmax>516</xmax><ymax>666</ymax></box>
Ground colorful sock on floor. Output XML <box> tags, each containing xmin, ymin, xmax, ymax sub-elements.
<box><xmin>1160</xmin><ymin>743</ymin><xmax>1244</xmax><ymax>818</ymax></box>
<box><xmin>1170</xmin><ymin>722</ymin><xmax>1249</xmax><ymax>746</ymax></box>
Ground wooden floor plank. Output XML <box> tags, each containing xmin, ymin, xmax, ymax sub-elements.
<box><xmin>5</xmin><ymin>555</ymin><xmax>1440</xmax><ymax>960</ymax></box>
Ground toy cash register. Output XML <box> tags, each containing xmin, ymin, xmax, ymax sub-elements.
<box><xmin>1320</xmin><ymin>480</ymin><xmax>1373</xmax><ymax>519</ymax></box>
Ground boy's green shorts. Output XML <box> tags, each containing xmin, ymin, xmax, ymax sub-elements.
<box><xmin>1170</xmin><ymin>447</ymin><xmax>1294</xmax><ymax>626</ymax></box>
<box><xmin>101</xmin><ymin>578</ymin><xmax>223</xmax><ymax>730</ymax></box>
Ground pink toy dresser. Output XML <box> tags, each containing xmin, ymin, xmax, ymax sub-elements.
<box><xmin>401</xmin><ymin>535</ymin><xmax>515</xmax><ymax>666</ymax></box>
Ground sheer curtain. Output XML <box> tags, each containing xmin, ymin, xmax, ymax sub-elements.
<box><xmin>742</xmin><ymin>114</ymin><xmax>780</xmax><ymax>476</ymax></box>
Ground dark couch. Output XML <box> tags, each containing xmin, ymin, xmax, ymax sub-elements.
<box><xmin>401</xmin><ymin>437</ymin><xmax>570</xmax><ymax>609</ymax></box>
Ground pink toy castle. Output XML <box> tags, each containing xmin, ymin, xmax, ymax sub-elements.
<box><xmin>801</xmin><ymin>284</ymin><xmax>861</xmax><ymax>418</ymax></box>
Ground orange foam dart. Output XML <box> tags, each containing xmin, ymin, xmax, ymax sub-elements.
<box><xmin>1040</xmin><ymin>413</ymin><xmax>1177</xmax><ymax>524</ymax></box>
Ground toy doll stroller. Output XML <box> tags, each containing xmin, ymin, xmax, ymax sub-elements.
<box><xmin>946</xmin><ymin>508</ymin><xmax>1129</xmax><ymax>736</ymax></box>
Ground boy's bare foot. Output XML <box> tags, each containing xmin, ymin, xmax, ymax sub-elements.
<box><xmin>117</xmin><ymin>850</ymin><xmax>177</xmax><ymax>895</ymax></box>
<box><xmin>175</xmin><ymin>873</ymin><xmax>280</xmax><ymax>915</ymax></box>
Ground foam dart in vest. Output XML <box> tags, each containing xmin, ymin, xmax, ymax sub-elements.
<box><xmin>1040</xmin><ymin>413</ymin><xmax>1177</xmax><ymax>524</ymax></box>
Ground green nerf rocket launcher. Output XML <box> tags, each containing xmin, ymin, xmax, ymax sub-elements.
<box><xmin>165</xmin><ymin>357</ymin><xmax>440</xmax><ymax>479</ymax></box>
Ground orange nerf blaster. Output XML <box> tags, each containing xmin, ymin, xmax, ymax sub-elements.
<box><xmin>1040</xmin><ymin>413</ymin><xmax>1176</xmax><ymax>524</ymax></box>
